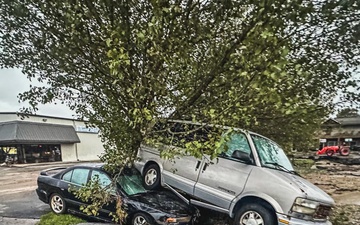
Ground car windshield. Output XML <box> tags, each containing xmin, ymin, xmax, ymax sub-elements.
<box><xmin>117</xmin><ymin>172</ymin><xmax>148</xmax><ymax>196</ymax></box>
<box><xmin>251</xmin><ymin>134</ymin><xmax>294</xmax><ymax>172</ymax></box>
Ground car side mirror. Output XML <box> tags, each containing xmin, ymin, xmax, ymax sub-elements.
<box><xmin>40</xmin><ymin>171</ymin><xmax>47</xmax><ymax>176</ymax></box>
<box><xmin>231</xmin><ymin>150</ymin><xmax>253</xmax><ymax>164</ymax></box>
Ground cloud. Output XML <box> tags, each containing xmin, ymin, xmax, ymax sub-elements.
<box><xmin>0</xmin><ymin>68</ymin><xmax>74</xmax><ymax>118</ymax></box>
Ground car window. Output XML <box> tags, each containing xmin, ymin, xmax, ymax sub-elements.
<box><xmin>62</xmin><ymin>170</ymin><xmax>73</xmax><ymax>182</ymax></box>
<box><xmin>91</xmin><ymin>170</ymin><xmax>111</xmax><ymax>188</ymax></box>
<box><xmin>71</xmin><ymin>169</ymin><xmax>90</xmax><ymax>186</ymax></box>
<box><xmin>222</xmin><ymin>132</ymin><xmax>252</xmax><ymax>158</ymax></box>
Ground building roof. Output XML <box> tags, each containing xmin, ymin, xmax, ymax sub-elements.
<box><xmin>0</xmin><ymin>121</ymin><xmax>80</xmax><ymax>144</ymax></box>
<box><xmin>335</xmin><ymin>117</ymin><xmax>360</xmax><ymax>126</ymax></box>
<box><xmin>323</xmin><ymin>117</ymin><xmax>360</xmax><ymax>126</ymax></box>
<box><xmin>0</xmin><ymin>112</ymin><xmax>84</xmax><ymax>122</ymax></box>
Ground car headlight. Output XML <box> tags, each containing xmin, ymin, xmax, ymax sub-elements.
<box><xmin>159</xmin><ymin>216</ymin><xmax>192</xmax><ymax>224</ymax></box>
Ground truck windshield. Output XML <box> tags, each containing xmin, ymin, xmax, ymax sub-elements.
<box><xmin>251</xmin><ymin>134</ymin><xmax>294</xmax><ymax>172</ymax></box>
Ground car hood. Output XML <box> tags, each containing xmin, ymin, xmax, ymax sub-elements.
<box><xmin>128</xmin><ymin>191</ymin><xmax>193</xmax><ymax>216</ymax></box>
<box><xmin>268</xmin><ymin>169</ymin><xmax>335</xmax><ymax>206</ymax></box>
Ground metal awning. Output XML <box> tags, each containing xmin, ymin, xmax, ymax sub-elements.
<box><xmin>0</xmin><ymin>121</ymin><xmax>80</xmax><ymax>144</ymax></box>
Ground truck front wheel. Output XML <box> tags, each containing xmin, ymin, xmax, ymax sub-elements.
<box><xmin>233</xmin><ymin>203</ymin><xmax>276</xmax><ymax>225</ymax></box>
<box><xmin>326</xmin><ymin>149</ymin><xmax>335</xmax><ymax>156</ymax></box>
<box><xmin>143</xmin><ymin>164</ymin><xmax>161</xmax><ymax>190</ymax></box>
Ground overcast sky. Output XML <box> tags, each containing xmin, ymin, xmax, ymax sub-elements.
<box><xmin>1</xmin><ymin>67</ymin><xmax>358</xmax><ymax>119</ymax></box>
<box><xmin>0</xmin><ymin>68</ymin><xmax>74</xmax><ymax>118</ymax></box>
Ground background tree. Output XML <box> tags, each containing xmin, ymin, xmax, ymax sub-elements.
<box><xmin>336</xmin><ymin>108</ymin><xmax>360</xmax><ymax>118</ymax></box>
<box><xmin>0</xmin><ymin>0</ymin><xmax>359</xmax><ymax>221</ymax></box>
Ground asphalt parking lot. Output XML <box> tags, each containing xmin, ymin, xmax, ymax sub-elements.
<box><xmin>0</xmin><ymin>161</ymin><xmax>227</xmax><ymax>225</ymax></box>
<box><xmin>0</xmin><ymin>162</ymin><xmax>79</xmax><ymax>224</ymax></box>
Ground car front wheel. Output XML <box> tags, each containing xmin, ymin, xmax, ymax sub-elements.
<box><xmin>49</xmin><ymin>193</ymin><xmax>67</xmax><ymax>214</ymax></box>
<box><xmin>233</xmin><ymin>203</ymin><xmax>276</xmax><ymax>225</ymax></box>
<box><xmin>132</xmin><ymin>212</ymin><xmax>154</xmax><ymax>225</ymax></box>
<box><xmin>143</xmin><ymin>164</ymin><xmax>161</xmax><ymax>190</ymax></box>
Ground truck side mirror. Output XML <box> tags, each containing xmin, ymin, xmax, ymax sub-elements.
<box><xmin>231</xmin><ymin>150</ymin><xmax>253</xmax><ymax>164</ymax></box>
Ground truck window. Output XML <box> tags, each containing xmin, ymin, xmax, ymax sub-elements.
<box><xmin>149</xmin><ymin>122</ymin><xmax>216</xmax><ymax>148</ymax></box>
<box><xmin>221</xmin><ymin>132</ymin><xmax>252</xmax><ymax>158</ymax></box>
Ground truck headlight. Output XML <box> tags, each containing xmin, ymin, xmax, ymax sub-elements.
<box><xmin>291</xmin><ymin>198</ymin><xmax>319</xmax><ymax>215</ymax></box>
<box><xmin>290</xmin><ymin>197</ymin><xmax>321</xmax><ymax>221</ymax></box>
<box><xmin>290</xmin><ymin>197</ymin><xmax>332</xmax><ymax>221</ymax></box>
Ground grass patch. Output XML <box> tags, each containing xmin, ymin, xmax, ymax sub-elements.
<box><xmin>331</xmin><ymin>205</ymin><xmax>360</xmax><ymax>225</ymax></box>
<box><xmin>292</xmin><ymin>159</ymin><xmax>318</xmax><ymax>175</ymax></box>
<box><xmin>331</xmin><ymin>206</ymin><xmax>350</xmax><ymax>225</ymax></box>
<box><xmin>37</xmin><ymin>212</ymin><xmax>85</xmax><ymax>225</ymax></box>
<box><xmin>292</xmin><ymin>159</ymin><xmax>315</xmax><ymax>168</ymax></box>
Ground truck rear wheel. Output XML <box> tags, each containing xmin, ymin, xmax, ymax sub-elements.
<box><xmin>233</xmin><ymin>203</ymin><xmax>276</xmax><ymax>225</ymax></box>
<box><xmin>340</xmin><ymin>148</ymin><xmax>350</xmax><ymax>156</ymax></box>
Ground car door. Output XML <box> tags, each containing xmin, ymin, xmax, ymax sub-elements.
<box><xmin>194</xmin><ymin>131</ymin><xmax>254</xmax><ymax>210</ymax></box>
<box><xmin>89</xmin><ymin>169</ymin><xmax>116</xmax><ymax>221</ymax></box>
<box><xmin>61</xmin><ymin>168</ymin><xmax>91</xmax><ymax>209</ymax></box>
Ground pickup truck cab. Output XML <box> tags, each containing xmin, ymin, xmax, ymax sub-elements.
<box><xmin>135</xmin><ymin>121</ymin><xmax>334</xmax><ymax>225</ymax></box>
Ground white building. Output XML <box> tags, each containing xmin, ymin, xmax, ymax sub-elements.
<box><xmin>0</xmin><ymin>112</ymin><xmax>104</xmax><ymax>163</ymax></box>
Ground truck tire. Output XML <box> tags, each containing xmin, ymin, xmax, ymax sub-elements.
<box><xmin>143</xmin><ymin>164</ymin><xmax>161</xmax><ymax>190</ymax></box>
<box><xmin>340</xmin><ymin>148</ymin><xmax>350</xmax><ymax>156</ymax></box>
<box><xmin>326</xmin><ymin>150</ymin><xmax>335</xmax><ymax>156</ymax></box>
<box><xmin>233</xmin><ymin>203</ymin><xmax>276</xmax><ymax>225</ymax></box>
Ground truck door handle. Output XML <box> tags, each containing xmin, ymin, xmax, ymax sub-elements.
<box><xmin>202</xmin><ymin>163</ymin><xmax>209</xmax><ymax>172</ymax></box>
<box><xmin>195</xmin><ymin>160</ymin><xmax>201</xmax><ymax>171</ymax></box>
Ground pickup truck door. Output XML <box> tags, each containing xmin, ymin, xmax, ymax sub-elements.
<box><xmin>193</xmin><ymin>132</ymin><xmax>254</xmax><ymax>210</ymax></box>
<box><xmin>162</xmin><ymin>150</ymin><xmax>204</xmax><ymax>195</ymax></box>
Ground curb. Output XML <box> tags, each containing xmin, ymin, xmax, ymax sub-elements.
<box><xmin>0</xmin><ymin>160</ymin><xmax>101</xmax><ymax>168</ymax></box>
<box><xmin>0</xmin><ymin>217</ymin><xmax>113</xmax><ymax>225</ymax></box>
<box><xmin>77</xmin><ymin>223</ymin><xmax>113</xmax><ymax>225</ymax></box>
<box><xmin>0</xmin><ymin>217</ymin><xmax>40</xmax><ymax>225</ymax></box>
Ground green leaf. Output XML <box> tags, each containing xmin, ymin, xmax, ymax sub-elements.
<box><xmin>137</xmin><ymin>32</ymin><xmax>145</xmax><ymax>39</ymax></box>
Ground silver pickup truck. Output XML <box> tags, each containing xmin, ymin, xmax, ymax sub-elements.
<box><xmin>135</xmin><ymin>121</ymin><xmax>334</xmax><ymax>225</ymax></box>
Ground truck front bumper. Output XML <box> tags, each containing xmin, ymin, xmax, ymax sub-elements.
<box><xmin>277</xmin><ymin>213</ymin><xmax>332</xmax><ymax>225</ymax></box>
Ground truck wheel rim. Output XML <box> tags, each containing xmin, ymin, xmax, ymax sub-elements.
<box><xmin>51</xmin><ymin>195</ymin><xmax>63</xmax><ymax>213</ymax></box>
<box><xmin>240</xmin><ymin>210</ymin><xmax>264</xmax><ymax>225</ymax></box>
<box><xmin>145</xmin><ymin>168</ymin><xmax>157</xmax><ymax>186</ymax></box>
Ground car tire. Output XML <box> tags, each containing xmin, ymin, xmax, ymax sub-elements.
<box><xmin>326</xmin><ymin>150</ymin><xmax>335</xmax><ymax>156</ymax></box>
<box><xmin>131</xmin><ymin>212</ymin><xmax>154</xmax><ymax>225</ymax></box>
<box><xmin>233</xmin><ymin>203</ymin><xmax>276</xmax><ymax>225</ymax></box>
<box><xmin>143</xmin><ymin>164</ymin><xmax>161</xmax><ymax>190</ymax></box>
<box><xmin>49</xmin><ymin>193</ymin><xmax>67</xmax><ymax>214</ymax></box>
